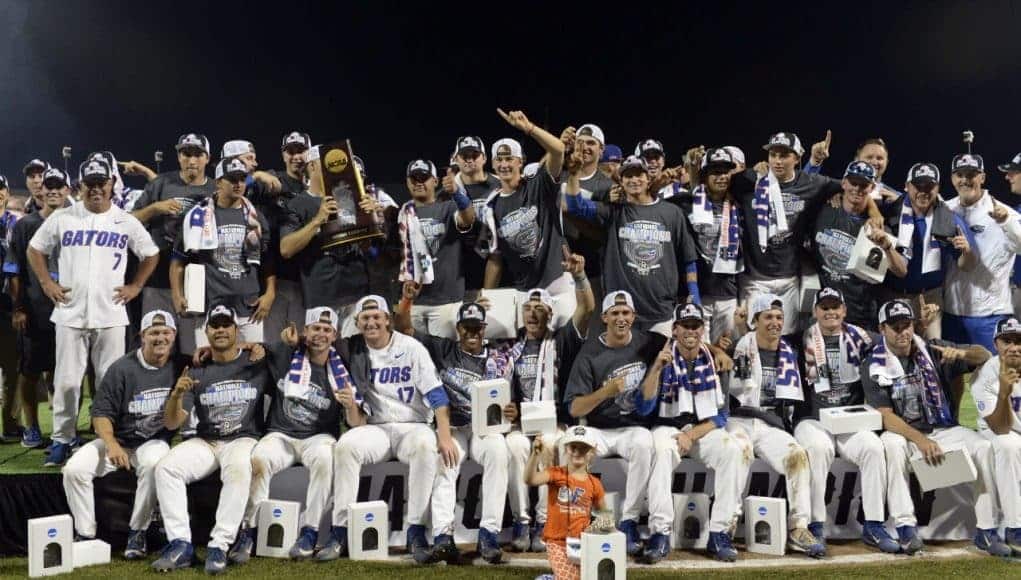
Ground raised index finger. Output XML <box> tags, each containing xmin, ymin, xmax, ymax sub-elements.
<box><xmin>496</xmin><ymin>108</ymin><xmax>510</xmax><ymax>121</ymax></box>
<box><xmin>823</xmin><ymin>129</ymin><xmax>832</xmax><ymax>148</ymax></box>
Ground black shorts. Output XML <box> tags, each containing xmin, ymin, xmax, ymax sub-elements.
<box><xmin>17</xmin><ymin>309</ymin><xmax>56</xmax><ymax>375</ymax></box>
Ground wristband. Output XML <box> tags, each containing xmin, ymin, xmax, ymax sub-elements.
<box><xmin>452</xmin><ymin>187</ymin><xmax>471</xmax><ymax>211</ymax></box>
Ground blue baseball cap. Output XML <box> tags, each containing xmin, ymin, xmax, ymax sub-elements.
<box><xmin>844</xmin><ymin>160</ymin><xmax>877</xmax><ymax>183</ymax></box>
<box><xmin>600</xmin><ymin>144</ymin><xmax>623</xmax><ymax>163</ymax></box>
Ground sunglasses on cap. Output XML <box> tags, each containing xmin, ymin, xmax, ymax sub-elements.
<box><xmin>82</xmin><ymin>176</ymin><xmax>109</xmax><ymax>188</ymax></box>
<box><xmin>458</xmin><ymin>150</ymin><xmax>481</xmax><ymax>161</ymax></box>
<box><xmin>43</xmin><ymin>178</ymin><xmax>66</xmax><ymax>189</ymax></box>
<box><xmin>408</xmin><ymin>172</ymin><xmax>432</xmax><ymax>184</ymax></box>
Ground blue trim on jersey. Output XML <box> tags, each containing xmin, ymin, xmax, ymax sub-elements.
<box><xmin>170</xmin><ymin>250</ymin><xmax>189</xmax><ymax>262</ymax></box>
<box><xmin>637</xmin><ymin>391</ymin><xmax>658</xmax><ymax>416</ymax></box>
<box><xmin>424</xmin><ymin>386</ymin><xmax>449</xmax><ymax>409</ymax></box>
<box><xmin>685</xmin><ymin>261</ymin><xmax>701</xmax><ymax>305</ymax></box>
<box><xmin>1</xmin><ymin>261</ymin><xmax>17</xmax><ymax>274</ymax></box>
<box><xmin>565</xmin><ymin>193</ymin><xmax>597</xmax><ymax>220</ymax></box>
<box><xmin>711</xmin><ymin>409</ymin><xmax>728</xmax><ymax>429</ymax></box>
<box><xmin>803</xmin><ymin>160</ymin><xmax>822</xmax><ymax>174</ymax></box>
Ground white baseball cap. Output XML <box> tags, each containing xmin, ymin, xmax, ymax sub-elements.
<box><xmin>305</xmin><ymin>307</ymin><xmax>340</xmax><ymax>331</ymax></box>
<box><xmin>141</xmin><ymin>310</ymin><xmax>177</xmax><ymax>333</ymax></box>
<box><xmin>561</xmin><ymin>425</ymin><xmax>596</xmax><ymax>449</ymax></box>
<box><xmin>577</xmin><ymin>124</ymin><xmax>605</xmax><ymax>146</ymax></box>
<box><xmin>723</xmin><ymin>146</ymin><xmax>746</xmax><ymax>166</ymax></box>
<box><xmin>602</xmin><ymin>290</ymin><xmax>636</xmax><ymax>314</ymax></box>
<box><xmin>221</xmin><ymin>139</ymin><xmax>254</xmax><ymax>158</ymax></box>
<box><xmin>492</xmin><ymin>138</ymin><xmax>523</xmax><ymax>159</ymax></box>
<box><xmin>748</xmin><ymin>293</ymin><xmax>784</xmax><ymax>330</ymax></box>
<box><xmin>354</xmin><ymin>295</ymin><xmax>390</xmax><ymax>316</ymax></box>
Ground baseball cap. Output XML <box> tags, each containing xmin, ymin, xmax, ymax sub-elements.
<box><xmin>602</xmin><ymin>290</ymin><xmax>635</xmax><ymax>314</ymax></box>
<box><xmin>723</xmin><ymin>146</ymin><xmax>746</xmax><ymax>166</ymax></box>
<box><xmin>42</xmin><ymin>168</ymin><xmax>69</xmax><ymax>187</ymax></box>
<box><xmin>749</xmin><ymin>293</ymin><xmax>784</xmax><ymax>329</ymax></box>
<box><xmin>457</xmin><ymin>302</ymin><xmax>487</xmax><ymax>326</ymax></box>
<box><xmin>23</xmin><ymin>159</ymin><xmax>49</xmax><ymax>176</ymax></box>
<box><xmin>878</xmin><ymin>300</ymin><xmax>915</xmax><ymax>325</ymax></box>
<box><xmin>577</xmin><ymin>124</ymin><xmax>605</xmax><ymax>146</ymax></box>
<box><xmin>907</xmin><ymin>163</ymin><xmax>940</xmax><ymax>185</ymax></box>
<box><xmin>305</xmin><ymin>306</ymin><xmax>340</xmax><ymax>331</ymax></box>
<box><xmin>492</xmin><ymin>138</ymin><xmax>523</xmax><ymax>159</ymax></box>
<box><xmin>354</xmin><ymin>294</ymin><xmax>390</xmax><ymax>316</ymax></box>
<box><xmin>455</xmin><ymin>136</ymin><xmax>484</xmax><ymax>156</ymax></box>
<box><xmin>141</xmin><ymin>309</ymin><xmax>177</xmax><ymax>333</ymax></box>
<box><xmin>215</xmin><ymin>157</ymin><xmax>249</xmax><ymax>180</ymax></box>
<box><xmin>176</xmin><ymin>133</ymin><xmax>210</xmax><ymax>154</ymax></box>
<box><xmin>996</xmin><ymin>316</ymin><xmax>1021</xmax><ymax>339</ymax></box>
<box><xmin>406</xmin><ymin>159</ymin><xmax>437</xmax><ymax>179</ymax></box>
<box><xmin>700</xmin><ymin>148</ymin><xmax>737</xmax><ymax>174</ymax></box>
<box><xmin>221</xmin><ymin>139</ymin><xmax>254</xmax><ymax>158</ymax></box>
<box><xmin>80</xmin><ymin>159</ymin><xmax>112</xmax><ymax>181</ymax></box>
<box><xmin>673</xmin><ymin>303</ymin><xmax>704</xmax><ymax>325</ymax></box>
<box><xmin>619</xmin><ymin>155</ymin><xmax>649</xmax><ymax>176</ymax></box>
<box><xmin>763</xmin><ymin>132</ymin><xmax>805</xmax><ymax>157</ymax></box>
<box><xmin>951</xmin><ymin>153</ymin><xmax>984</xmax><ymax>174</ymax></box>
<box><xmin>523</xmin><ymin>288</ymin><xmax>554</xmax><ymax>313</ymax></box>
<box><xmin>561</xmin><ymin>425</ymin><xmax>596</xmax><ymax>449</ymax></box>
<box><xmin>0</xmin><ymin>175</ymin><xmax>7</xmax><ymax>189</ymax></box>
<box><xmin>844</xmin><ymin>160</ymin><xmax>877</xmax><ymax>183</ymax></box>
<box><xmin>998</xmin><ymin>153</ymin><xmax>1021</xmax><ymax>173</ymax></box>
<box><xmin>814</xmin><ymin>287</ymin><xmax>844</xmax><ymax>307</ymax></box>
<box><xmin>600</xmin><ymin>144</ymin><xmax>623</xmax><ymax>163</ymax></box>
<box><xmin>281</xmin><ymin>131</ymin><xmax>311</xmax><ymax>151</ymax></box>
<box><xmin>635</xmin><ymin>139</ymin><xmax>665</xmax><ymax>158</ymax></box>
<box><xmin>205</xmin><ymin>304</ymin><xmax>238</xmax><ymax>327</ymax></box>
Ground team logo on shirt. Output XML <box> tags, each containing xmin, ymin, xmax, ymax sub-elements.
<box><xmin>498</xmin><ymin>206</ymin><xmax>540</xmax><ymax>258</ymax></box>
<box><xmin>214</xmin><ymin>224</ymin><xmax>248</xmax><ymax>279</ymax></box>
<box><xmin>199</xmin><ymin>379</ymin><xmax>258</xmax><ymax>436</ymax></box>
<box><xmin>128</xmin><ymin>387</ymin><xmax>171</xmax><ymax>439</ymax></box>
<box><xmin>441</xmin><ymin>367</ymin><xmax>481</xmax><ymax>414</ymax></box>
<box><xmin>277</xmin><ymin>379</ymin><xmax>333</xmax><ymax>424</ymax></box>
<box><xmin>619</xmin><ymin>220</ymin><xmax>670</xmax><ymax>276</ymax></box>
<box><xmin>814</xmin><ymin>228</ymin><xmax>856</xmax><ymax>281</ymax></box>
<box><xmin>418</xmin><ymin>217</ymin><xmax>447</xmax><ymax>256</ymax></box>
<box><xmin>608</xmin><ymin>361</ymin><xmax>647</xmax><ymax>414</ymax></box>
<box><xmin>557</xmin><ymin>485</ymin><xmax>587</xmax><ymax>506</ymax></box>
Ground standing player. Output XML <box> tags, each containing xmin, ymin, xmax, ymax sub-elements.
<box><xmin>969</xmin><ymin>315</ymin><xmax>1021</xmax><ymax>552</ymax></box>
<box><xmin>317</xmin><ymin>295</ymin><xmax>457</xmax><ymax>563</ymax></box>
<box><xmin>28</xmin><ymin>159</ymin><xmax>159</xmax><ymax>466</ymax></box>
<box><xmin>0</xmin><ymin>176</ymin><xmax>19</xmax><ymax>441</ymax></box>
<box><xmin>62</xmin><ymin>311</ymin><xmax>183</xmax><ymax>558</ymax></box>
<box><xmin>22</xmin><ymin>159</ymin><xmax>49</xmax><ymax>214</ymax></box>
<box><xmin>153</xmin><ymin>304</ymin><xmax>270</xmax><ymax>574</ymax></box>
<box><xmin>642</xmin><ymin>303</ymin><xmax>750</xmax><ymax>563</ymax></box>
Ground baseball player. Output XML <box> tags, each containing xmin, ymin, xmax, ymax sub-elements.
<box><xmin>317</xmin><ymin>295</ymin><xmax>457</xmax><ymax>564</ymax></box>
<box><xmin>565</xmin><ymin>290</ymin><xmax>662</xmax><ymax>556</ymax></box>
<box><xmin>863</xmin><ymin>299</ymin><xmax>1010</xmax><ymax>557</ymax></box>
<box><xmin>22</xmin><ymin>158</ymin><xmax>49</xmax><ymax>214</ymax></box>
<box><xmin>0</xmin><ymin>176</ymin><xmax>19</xmax><ymax>441</ymax></box>
<box><xmin>969</xmin><ymin>315</ymin><xmax>1021</xmax><ymax>553</ymax></box>
<box><xmin>152</xmin><ymin>304</ymin><xmax>270</xmax><ymax>574</ymax></box>
<box><xmin>236</xmin><ymin>306</ymin><xmax>365</xmax><ymax>560</ymax></box>
<box><xmin>27</xmin><ymin>158</ymin><xmax>159</xmax><ymax>467</ymax></box>
<box><xmin>793</xmin><ymin>288</ymin><xmax>900</xmax><ymax>553</ymax></box>
<box><xmin>634</xmin><ymin>139</ymin><xmax>688</xmax><ymax>199</ymax></box>
<box><xmin>728</xmin><ymin>293</ymin><xmax>824</xmax><ymax>557</ymax></box>
<box><xmin>943</xmin><ymin>153</ymin><xmax>1021</xmax><ymax>351</ymax></box>
<box><xmin>62</xmin><ymin>311</ymin><xmax>184</xmax><ymax>558</ymax></box>
<box><xmin>642</xmin><ymin>303</ymin><xmax>751</xmax><ymax>563</ymax></box>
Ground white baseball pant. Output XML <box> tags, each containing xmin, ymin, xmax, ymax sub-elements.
<box><xmin>740</xmin><ymin>274</ymin><xmax>800</xmax><ymax>335</ymax></box>
<box><xmin>410</xmin><ymin>302</ymin><xmax>461</xmax><ymax>340</ymax></box>
<box><xmin>331</xmin><ymin>423</ymin><xmax>437</xmax><ymax>527</ymax></box>
<box><xmin>579</xmin><ymin>426</ymin><xmax>653</xmax><ymax>522</ymax></box>
<box><xmin>244</xmin><ymin>432</ymin><xmax>336</xmax><ymax>530</ymax></box>
<box><xmin>982</xmin><ymin>430</ymin><xmax>1021</xmax><ymax>528</ymax></box>
<box><xmin>62</xmin><ymin>438</ymin><xmax>170</xmax><ymax>537</ymax></box>
<box><xmin>882</xmin><ymin>426</ymin><xmax>999</xmax><ymax>529</ymax></box>
<box><xmin>516</xmin><ymin>272</ymin><xmax>576</xmax><ymax>332</ymax></box>
<box><xmin>727</xmin><ymin>417</ymin><xmax>811</xmax><ymax>529</ymax></box>
<box><xmin>431</xmin><ymin>425</ymin><xmax>510</xmax><ymax>535</ymax></box>
<box><xmin>155</xmin><ymin>436</ymin><xmax>257</xmax><ymax>550</ymax></box>
<box><xmin>506</xmin><ymin>429</ymin><xmax>561</xmax><ymax>525</ymax></box>
<box><xmin>195</xmin><ymin>317</ymin><xmax>264</xmax><ymax>348</ymax></box>
<box><xmin>794</xmin><ymin>419</ymin><xmax>887</xmax><ymax>524</ymax></box>
<box><xmin>701</xmin><ymin>297</ymin><xmax>738</xmax><ymax>345</ymax></box>
<box><xmin>264</xmin><ymin>280</ymin><xmax>305</xmax><ymax>348</ymax></box>
<box><xmin>53</xmin><ymin>325</ymin><xmax>124</xmax><ymax>444</ymax></box>
<box><xmin>648</xmin><ymin>425</ymin><xmax>751</xmax><ymax>535</ymax></box>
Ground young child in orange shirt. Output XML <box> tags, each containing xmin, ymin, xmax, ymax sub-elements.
<box><xmin>525</xmin><ymin>425</ymin><xmax>606</xmax><ymax>580</ymax></box>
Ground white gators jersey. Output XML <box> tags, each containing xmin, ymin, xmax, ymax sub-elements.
<box><xmin>970</xmin><ymin>355</ymin><xmax>1021</xmax><ymax>433</ymax></box>
<box><xmin>945</xmin><ymin>191</ymin><xmax>1021</xmax><ymax>317</ymax></box>
<box><xmin>29</xmin><ymin>203</ymin><xmax>158</xmax><ymax>328</ymax></box>
<box><xmin>364</xmin><ymin>331</ymin><xmax>442</xmax><ymax>424</ymax></box>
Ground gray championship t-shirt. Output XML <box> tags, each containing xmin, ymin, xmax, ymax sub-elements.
<box><xmin>418</xmin><ymin>334</ymin><xmax>489</xmax><ymax>428</ymax></box>
<box><xmin>669</xmin><ymin>193</ymin><xmax>738</xmax><ymax>299</ymax></box>
<box><xmin>801</xmin><ymin>334</ymin><xmax>866</xmax><ymax>421</ymax></box>
<box><xmin>489</xmin><ymin>165</ymin><xmax>565</xmax><ymax>291</ymax></box>
<box><xmin>562</xmin><ymin>169</ymin><xmax>614</xmax><ymax>279</ymax></box>
<box><xmin>189</xmin><ymin>351</ymin><xmax>269</xmax><ymax>441</ymax></box>
<box><xmin>412</xmin><ymin>200</ymin><xmax>474</xmax><ymax>305</ymax></box>
<box><xmin>811</xmin><ymin>205</ymin><xmax>883</xmax><ymax>329</ymax></box>
<box><xmin>512</xmin><ymin>322</ymin><xmax>588</xmax><ymax>417</ymax></box>
<box><xmin>264</xmin><ymin>342</ymin><xmax>345</xmax><ymax>439</ymax></box>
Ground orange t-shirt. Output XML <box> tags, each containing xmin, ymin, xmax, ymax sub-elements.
<box><xmin>543</xmin><ymin>467</ymin><xmax>605</xmax><ymax>544</ymax></box>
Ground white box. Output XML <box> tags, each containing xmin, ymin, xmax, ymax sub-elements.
<box><xmin>480</xmin><ymin>288</ymin><xmax>517</xmax><ymax>339</ymax></box>
<box><xmin>184</xmin><ymin>263</ymin><xmax>205</xmax><ymax>315</ymax></box>
<box><xmin>819</xmin><ymin>405</ymin><xmax>883</xmax><ymax>435</ymax></box>
<box><xmin>256</xmin><ymin>500</ymin><xmax>300</xmax><ymax>558</ymax></box>
<box><xmin>671</xmin><ymin>493</ymin><xmax>710</xmax><ymax>549</ymax></box>
<box><xmin>744</xmin><ymin>496</ymin><xmax>786</xmax><ymax>556</ymax></box>
<box><xmin>910</xmin><ymin>444</ymin><xmax>978</xmax><ymax>492</ymax></box>
<box><xmin>349</xmin><ymin>501</ymin><xmax>389</xmax><ymax>560</ymax></box>
<box><xmin>520</xmin><ymin>400</ymin><xmax>557</xmax><ymax>437</ymax></box>
<box><xmin>72</xmin><ymin>539</ymin><xmax>110</xmax><ymax>567</ymax></box>
<box><xmin>471</xmin><ymin>379</ymin><xmax>511</xmax><ymax>436</ymax></box>
<box><xmin>580</xmin><ymin>531</ymin><xmax>626</xmax><ymax>580</ymax></box>
<box><xmin>601</xmin><ymin>491</ymin><xmax>622</xmax><ymax>526</ymax></box>
<box><xmin>28</xmin><ymin>514</ymin><xmax>73</xmax><ymax>577</ymax></box>
<box><xmin>847</xmin><ymin>225</ymin><xmax>892</xmax><ymax>284</ymax></box>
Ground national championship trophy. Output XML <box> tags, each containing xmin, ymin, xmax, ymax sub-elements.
<box><xmin>317</xmin><ymin>139</ymin><xmax>385</xmax><ymax>249</ymax></box>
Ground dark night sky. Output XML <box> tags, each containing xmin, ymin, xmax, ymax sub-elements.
<box><xmin>1</xmin><ymin>0</ymin><xmax>1019</xmax><ymax>193</ymax></box>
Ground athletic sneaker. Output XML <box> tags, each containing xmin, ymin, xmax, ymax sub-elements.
<box><xmin>44</xmin><ymin>442</ymin><xmax>71</xmax><ymax>467</ymax></box>
<box><xmin>862</xmin><ymin>521</ymin><xmax>900</xmax><ymax>553</ymax></box>
<box><xmin>789</xmin><ymin>526</ymin><xmax>826</xmax><ymax>558</ymax></box>
<box><xmin>808</xmin><ymin>521</ymin><xmax>826</xmax><ymax>546</ymax></box>
<box><xmin>316</xmin><ymin>526</ymin><xmax>348</xmax><ymax>561</ymax></box>
<box><xmin>124</xmin><ymin>529</ymin><xmax>147</xmax><ymax>559</ymax></box>
<box><xmin>896</xmin><ymin>525</ymin><xmax>924</xmax><ymax>555</ymax></box>
<box><xmin>406</xmin><ymin>524</ymin><xmax>433</xmax><ymax>564</ymax></box>
<box><xmin>21</xmin><ymin>425</ymin><xmax>43</xmax><ymax>448</ymax></box>
<box><xmin>642</xmin><ymin>533</ymin><xmax>669</xmax><ymax>564</ymax></box>
<box><xmin>432</xmin><ymin>534</ymin><xmax>460</xmax><ymax>564</ymax></box>
<box><xmin>227</xmin><ymin>527</ymin><xmax>255</xmax><ymax>564</ymax></box>
<box><xmin>477</xmin><ymin>528</ymin><xmax>503</xmax><ymax>564</ymax></box>
<box><xmin>289</xmin><ymin>526</ymin><xmax>318</xmax><ymax>559</ymax></box>
<box><xmin>1005</xmin><ymin>528</ymin><xmax>1021</xmax><ymax>555</ymax></box>
<box><xmin>618</xmin><ymin>519</ymin><xmax>642</xmax><ymax>556</ymax></box>
<box><xmin>151</xmin><ymin>539</ymin><xmax>194</xmax><ymax>571</ymax></box>
<box><xmin>530</xmin><ymin>522</ymin><xmax>546</xmax><ymax>553</ymax></box>
<box><xmin>707</xmin><ymin>531</ymin><xmax>738</xmax><ymax>562</ymax></box>
<box><xmin>974</xmin><ymin>529</ymin><xmax>1012</xmax><ymax>558</ymax></box>
<box><xmin>510</xmin><ymin>521</ymin><xmax>530</xmax><ymax>552</ymax></box>
<box><xmin>204</xmin><ymin>547</ymin><xmax>228</xmax><ymax>575</ymax></box>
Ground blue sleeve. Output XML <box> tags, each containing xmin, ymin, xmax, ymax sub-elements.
<box><xmin>565</xmin><ymin>192</ymin><xmax>597</xmax><ymax>220</ymax></box>
<box><xmin>424</xmin><ymin>386</ymin><xmax>449</xmax><ymax>409</ymax></box>
<box><xmin>711</xmin><ymin>408</ymin><xmax>728</xmax><ymax>428</ymax></box>
<box><xmin>803</xmin><ymin>160</ymin><xmax>822</xmax><ymax>175</ymax></box>
<box><xmin>637</xmin><ymin>391</ymin><xmax>658</xmax><ymax>416</ymax></box>
<box><xmin>684</xmin><ymin>261</ymin><xmax>701</xmax><ymax>305</ymax></box>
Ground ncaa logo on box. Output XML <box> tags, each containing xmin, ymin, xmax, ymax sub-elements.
<box><xmin>489</xmin><ymin>389</ymin><xmax>499</xmax><ymax>398</ymax></box>
<box><xmin>601</xmin><ymin>542</ymin><xmax>611</xmax><ymax>553</ymax></box>
<box><xmin>365</xmin><ymin>513</ymin><xmax>374</xmax><ymax>522</ymax></box>
<box><xmin>47</xmin><ymin>528</ymin><xmax>57</xmax><ymax>538</ymax></box>
<box><xmin>272</xmin><ymin>508</ymin><xmax>283</xmax><ymax>518</ymax></box>
<box><xmin>758</xmin><ymin>506</ymin><xmax>767</xmax><ymax>516</ymax></box>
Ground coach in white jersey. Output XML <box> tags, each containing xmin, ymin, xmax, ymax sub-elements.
<box><xmin>28</xmin><ymin>158</ymin><xmax>159</xmax><ymax>467</ymax></box>
<box><xmin>318</xmin><ymin>295</ymin><xmax>457</xmax><ymax>563</ymax></box>
<box><xmin>969</xmin><ymin>315</ymin><xmax>1021</xmax><ymax>552</ymax></box>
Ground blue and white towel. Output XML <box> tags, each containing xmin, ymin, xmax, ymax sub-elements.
<box><xmin>659</xmin><ymin>342</ymin><xmax>725</xmax><ymax>420</ymax></box>
<box><xmin>398</xmin><ymin>201</ymin><xmax>435</xmax><ymax>285</ymax></box>
<box><xmin>868</xmin><ymin>335</ymin><xmax>953</xmax><ymax>427</ymax></box>
<box><xmin>691</xmin><ymin>184</ymin><xmax>743</xmax><ymax>274</ymax></box>
<box><xmin>732</xmin><ymin>332</ymin><xmax>803</xmax><ymax>407</ymax></box>
<box><xmin>182</xmin><ymin>196</ymin><xmax>262</xmax><ymax>266</ymax></box>
<box><xmin>752</xmin><ymin>171</ymin><xmax>787</xmax><ymax>252</ymax></box>
<box><xmin>897</xmin><ymin>195</ymin><xmax>942</xmax><ymax>274</ymax></box>
<box><xmin>285</xmin><ymin>344</ymin><xmax>360</xmax><ymax>403</ymax></box>
<box><xmin>805</xmin><ymin>322</ymin><xmax>871</xmax><ymax>393</ymax></box>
